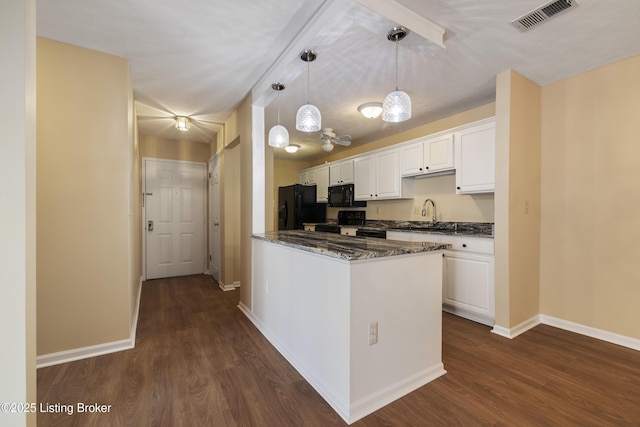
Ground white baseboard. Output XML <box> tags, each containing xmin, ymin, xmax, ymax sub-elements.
<box><xmin>218</xmin><ymin>280</ymin><xmax>237</xmax><ymax>292</ymax></box>
<box><xmin>348</xmin><ymin>364</ymin><xmax>446</xmax><ymax>424</ymax></box>
<box><xmin>491</xmin><ymin>315</ymin><xmax>540</xmax><ymax>339</ymax></box>
<box><xmin>491</xmin><ymin>313</ymin><xmax>640</xmax><ymax>352</ymax></box>
<box><xmin>540</xmin><ymin>315</ymin><xmax>640</xmax><ymax>351</ymax></box>
<box><xmin>37</xmin><ymin>277</ymin><xmax>143</xmax><ymax>368</ymax></box>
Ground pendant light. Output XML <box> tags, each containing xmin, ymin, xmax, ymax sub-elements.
<box><xmin>268</xmin><ymin>82</ymin><xmax>289</xmax><ymax>148</ymax></box>
<box><xmin>382</xmin><ymin>26</ymin><xmax>411</xmax><ymax>123</ymax></box>
<box><xmin>296</xmin><ymin>49</ymin><xmax>321</xmax><ymax>132</ymax></box>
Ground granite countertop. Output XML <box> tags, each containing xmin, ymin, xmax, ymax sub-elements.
<box><xmin>305</xmin><ymin>221</ymin><xmax>494</xmax><ymax>238</ymax></box>
<box><xmin>252</xmin><ymin>230</ymin><xmax>450</xmax><ymax>261</ymax></box>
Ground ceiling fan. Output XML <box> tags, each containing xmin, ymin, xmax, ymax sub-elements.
<box><xmin>319</xmin><ymin>128</ymin><xmax>351</xmax><ymax>152</ymax></box>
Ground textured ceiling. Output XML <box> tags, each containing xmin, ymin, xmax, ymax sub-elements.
<box><xmin>37</xmin><ymin>0</ymin><xmax>640</xmax><ymax>160</ymax></box>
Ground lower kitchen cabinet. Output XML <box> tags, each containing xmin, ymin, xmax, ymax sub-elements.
<box><xmin>442</xmin><ymin>250</ymin><xmax>495</xmax><ymax>326</ymax></box>
<box><xmin>386</xmin><ymin>230</ymin><xmax>495</xmax><ymax>326</ymax></box>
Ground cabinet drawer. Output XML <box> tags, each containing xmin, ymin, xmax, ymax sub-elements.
<box><xmin>340</xmin><ymin>227</ymin><xmax>358</xmax><ymax>236</ymax></box>
<box><xmin>304</xmin><ymin>225</ymin><xmax>316</xmax><ymax>232</ymax></box>
<box><xmin>439</xmin><ymin>235</ymin><xmax>494</xmax><ymax>254</ymax></box>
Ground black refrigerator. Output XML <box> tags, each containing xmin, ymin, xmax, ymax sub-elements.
<box><xmin>278</xmin><ymin>184</ymin><xmax>326</xmax><ymax>230</ymax></box>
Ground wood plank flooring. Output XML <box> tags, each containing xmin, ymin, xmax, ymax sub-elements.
<box><xmin>38</xmin><ymin>274</ymin><xmax>640</xmax><ymax>426</ymax></box>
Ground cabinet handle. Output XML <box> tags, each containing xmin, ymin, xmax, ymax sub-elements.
<box><xmin>462</xmin><ymin>243</ymin><xmax>467</xmax><ymax>248</ymax></box>
<box><xmin>426</xmin><ymin>166</ymin><xmax>429</xmax><ymax>170</ymax></box>
<box><xmin>419</xmin><ymin>167</ymin><xmax>423</xmax><ymax>171</ymax></box>
<box><xmin>457</xmin><ymin>186</ymin><xmax>461</xmax><ymax>190</ymax></box>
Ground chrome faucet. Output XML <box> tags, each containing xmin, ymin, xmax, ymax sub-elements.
<box><xmin>421</xmin><ymin>199</ymin><xmax>436</xmax><ymax>222</ymax></box>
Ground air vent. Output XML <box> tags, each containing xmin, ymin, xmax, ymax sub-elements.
<box><xmin>511</xmin><ymin>0</ymin><xmax>579</xmax><ymax>32</ymax></box>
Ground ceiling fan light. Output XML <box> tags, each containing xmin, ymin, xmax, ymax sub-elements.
<box><xmin>284</xmin><ymin>144</ymin><xmax>299</xmax><ymax>153</ymax></box>
<box><xmin>175</xmin><ymin>116</ymin><xmax>191</xmax><ymax>131</ymax></box>
<box><xmin>322</xmin><ymin>142</ymin><xmax>334</xmax><ymax>152</ymax></box>
<box><xmin>358</xmin><ymin>102</ymin><xmax>383</xmax><ymax>119</ymax></box>
<box><xmin>382</xmin><ymin>90</ymin><xmax>411</xmax><ymax>122</ymax></box>
<box><xmin>296</xmin><ymin>104</ymin><xmax>321</xmax><ymax>132</ymax></box>
<box><xmin>268</xmin><ymin>124</ymin><xmax>289</xmax><ymax>148</ymax></box>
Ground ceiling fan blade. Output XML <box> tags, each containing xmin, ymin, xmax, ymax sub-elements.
<box><xmin>335</xmin><ymin>140</ymin><xmax>351</xmax><ymax>147</ymax></box>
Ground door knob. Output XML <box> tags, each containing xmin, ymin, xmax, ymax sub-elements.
<box><xmin>148</xmin><ymin>220</ymin><xmax>154</xmax><ymax>231</ymax></box>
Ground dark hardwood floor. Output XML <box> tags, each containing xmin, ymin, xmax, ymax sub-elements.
<box><xmin>38</xmin><ymin>274</ymin><xmax>640</xmax><ymax>426</ymax></box>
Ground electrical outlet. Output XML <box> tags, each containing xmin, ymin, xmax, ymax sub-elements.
<box><xmin>368</xmin><ymin>321</ymin><xmax>378</xmax><ymax>345</ymax></box>
<box><xmin>264</xmin><ymin>279</ymin><xmax>269</xmax><ymax>294</ymax></box>
<box><xmin>524</xmin><ymin>200</ymin><xmax>529</xmax><ymax>214</ymax></box>
<box><xmin>375</xmin><ymin>206</ymin><xmax>380</xmax><ymax>215</ymax></box>
<box><xmin>413</xmin><ymin>206</ymin><xmax>420</xmax><ymax>215</ymax></box>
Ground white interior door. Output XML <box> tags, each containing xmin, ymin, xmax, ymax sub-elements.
<box><xmin>209</xmin><ymin>154</ymin><xmax>221</xmax><ymax>282</ymax></box>
<box><xmin>145</xmin><ymin>159</ymin><xmax>206</xmax><ymax>280</ymax></box>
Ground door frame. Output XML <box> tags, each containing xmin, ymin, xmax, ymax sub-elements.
<box><xmin>141</xmin><ymin>157</ymin><xmax>207</xmax><ymax>281</ymax></box>
<box><xmin>208</xmin><ymin>153</ymin><xmax>221</xmax><ymax>282</ymax></box>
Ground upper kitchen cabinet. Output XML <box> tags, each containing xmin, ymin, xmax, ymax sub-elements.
<box><xmin>316</xmin><ymin>165</ymin><xmax>329</xmax><ymax>203</ymax></box>
<box><xmin>329</xmin><ymin>159</ymin><xmax>354</xmax><ymax>186</ymax></box>
<box><xmin>354</xmin><ymin>148</ymin><xmax>413</xmax><ymax>200</ymax></box>
<box><xmin>400</xmin><ymin>133</ymin><xmax>454</xmax><ymax>177</ymax></box>
<box><xmin>299</xmin><ymin>168</ymin><xmax>317</xmax><ymax>186</ymax></box>
<box><xmin>454</xmin><ymin>119</ymin><xmax>495</xmax><ymax>194</ymax></box>
<box><xmin>298</xmin><ymin>165</ymin><xmax>329</xmax><ymax>202</ymax></box>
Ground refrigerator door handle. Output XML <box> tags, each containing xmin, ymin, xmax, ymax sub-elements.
<box><xmin>283</xmin><ymin>200</ymin><xmax>288</xmax><ymax>228</ymax></box>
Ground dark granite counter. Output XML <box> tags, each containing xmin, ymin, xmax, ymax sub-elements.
<box><xmin>252</xmin><ymin>230</ymin><xmax>450</xmax><ymax>261</ymax></box>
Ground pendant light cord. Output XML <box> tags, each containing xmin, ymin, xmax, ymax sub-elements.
<box><xmin>395</xmin><ymin>38</ymin><xmax>399</xmax><ymax>91</ymax></box>
<box><xmin>307</xmin><ymin>59</ymin><xmax>311</xmax><ymax>104</ymax></box>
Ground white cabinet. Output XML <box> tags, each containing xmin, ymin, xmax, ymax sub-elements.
<box><xmin>298</xmin><ymin>165</ymin><xmax>329</xmax><ymax>203</ymax></box>
<box><xmin>299</xmin><ymin>168</ymin><xmax>317</xmax><ymax>186</ymax></box>
<box><xmin>354</xmin><ymin>149</ymin><xmax>412</xmax><ymax>200</ymax></box>
<box><xmin>315</xmin><ymin>166</ymin><xmax>329</xmax><ymax>203</ymax></box>
<box><xmin>340</xmin><ymin>227</ymin><xmax>358</xmax><ymax>236</ymax></box>
<box><xmin>329</xmin><ymin>160</ymin><xmax>354</xmax><ymax>185</ymax></box>
<box><xmin>386</xmin><ymin>230</ymin><xmax>495</xmax><ymax>326</ymax></box>
<box><xmin>401</xmin><ymin>134</ymin><xmax>454</xmax><ymax>177</ymax></box>
<box><xmin>454</xmin><ymin>120</ymin><xmax>495</xmax><ymax>194</ymax></box>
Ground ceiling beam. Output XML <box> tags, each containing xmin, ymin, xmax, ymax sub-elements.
<box><xmin>356</xmin><ymin>0</ymin><xmax>445</xmax><ymax>48</ymax></box>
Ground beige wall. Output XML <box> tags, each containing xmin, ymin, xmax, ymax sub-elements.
<box><xmin>36</xmin><ymin>38</ymin><xmax>137</xmax><ymax>354</ymax></box>
<box><xmin>140</xmin><ymin>134</ymin><xmax>211</xmax><ymax>163</ymax></box>
<box><xmin>222</xmin><ymin>139</ymin><xmax>241</xmax><ymax>289</ymax></box>
<box><xmin>494</xmin><ymin>70</ymin><xmax>542</xmax><ymax>328</ymax></box>
<box><xmin>539</xmin><ymin>55</ymin><xmax>640</xmax><ymax>339</ymax></box>
<box><xmin>238</xmin><ymin>96</ymin><xmax>254</xmax><ymax>307</ymax></box>
<box><xmin>1</xmin><ymin>1</ymin><xmax>37</xmax><ymax>424</ymax></box>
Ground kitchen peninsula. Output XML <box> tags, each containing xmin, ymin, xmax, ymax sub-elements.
<box><xmin>246</xmin><ymin>231</ymin><xmax>450</xmax><ymax>424</ymax></box>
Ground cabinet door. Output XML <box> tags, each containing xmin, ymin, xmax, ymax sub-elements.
<box><xmin>354</xmin><ymin>156</ymin><xmax>375</xmax><ymax>200</ymax></box>
<box><xmin>443</xmin><ymin>251</ymin><xmax>495</xmax><ymax>321</ymax></box>
<box><xmin>329</xmin><ymin>163</ymin><xmax>342</xmax><ymax>186</ymax></box>
<box><xmin>316</xmin><ymin>166</ymin><xmax>329</xmax><ymax>203</ymax></box>
<box><xmin>375</xmin><ymin>150</ymin><xmax>401</xmax><ymax>199</ymax></box>
<box><xmin>425</xmin><ymin>134</ymin><xmax>454</xmax><ymax>172</ymax></box>
<box><xmin>305</xmin><ymin>169</ymin><xmax>317</xmax><ymax>186</ymax></box>
<box><xmin>340</xmin><ymin>160</ymin><xmax>354</xmax><ymax>184</ymax></box>
<box><xmin>454</xmin><ymin>121</ymin><xmax>495</xmax><ymax>194</ymax></box>
<box><xmin>298</xmin><ymin>171</ymin><xmax>306</xmax><ymax>185</ymax></box>
<box><xmin>400</xmin><ymin>141</ymin><xmax>424</xmax><ymax>176</ymax></box>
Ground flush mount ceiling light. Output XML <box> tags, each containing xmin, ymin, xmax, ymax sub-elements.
<box><xmin>284</xmin><ymin>144</ymin><xmax>300</xmax><ymax>153</ymax></box>
<box><xmin>358</xmin><ymin>102</ymin><xmax>383</xmax><ymax>119</ymax></box>
<box><xmin>296</xmin><ymin>50</ymin><xmax>321</xmax><ymax>132</ymax></box>
<box><xmin>382</xmin><ymin>26</ymin><xmax>411</xmax><ymax>123</ymax></box>
<box><xmin>268</xmin><ymin>82</ymin><xmax>289</xmax><ymax>148</ymax></box>
<box><xmin>175</xmin><ymin>116</ymin><xmax>191</xmax><ymax>131</ymax></box>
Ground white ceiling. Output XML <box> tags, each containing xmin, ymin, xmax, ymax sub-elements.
<box><xmin>37</xmin><ymin>0</ymin><xmax>640</xmax><ymax>160</ymax></box>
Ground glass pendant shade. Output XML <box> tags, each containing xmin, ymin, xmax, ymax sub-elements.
<box><xmin>268</xmin><ymin>124</ymin><xmax>289</xmax><ymax>148</ymax></box>
<box><xmin>175</xmin><ymin>116</ymin><xmax>191</xmax><ymax>131</ymax></box>
<box><xmin>382</xmin><ymin>90</ymin><xmax>412</xmax><ymax>122</ymax></box>
<box><xmin>296</xmin><ymin>103</ymin><xmax>321</xmax><ymax>132</ymax></box>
